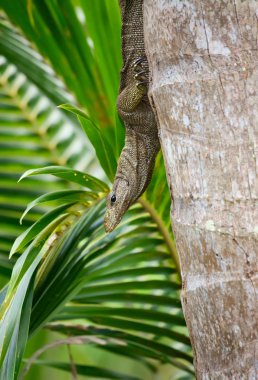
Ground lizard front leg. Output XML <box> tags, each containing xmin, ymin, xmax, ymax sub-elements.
<box><xmin>117</xmin><ymin>57</ymin><xmax>148</xmax><ymax>114</ymax></box>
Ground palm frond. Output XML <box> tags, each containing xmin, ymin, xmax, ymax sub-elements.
<box><xmin>0</xmin><ymin>170</ymin><xmax>193</xmax><ymax>378</ymax></box>
<box><xmin>0</xmin><ymin>56</ymin><xmax>98</xmax><ymax>265</ymax></box>
<box><xmin>0</xmin><ymin>2</ymin><xmax>193</xmax><ymax>379</ymax></box>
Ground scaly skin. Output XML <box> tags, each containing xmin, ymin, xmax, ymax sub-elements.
<box><xmin>104</xmin><ymin>0</ymin><xmax>160</xmax><ymax>233</ymax></box>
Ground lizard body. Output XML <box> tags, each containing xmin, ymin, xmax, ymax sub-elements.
<box><xmin>104</xmin><ymin>0</ymin><xmax>160</xmax><ymax>233</ymax></box>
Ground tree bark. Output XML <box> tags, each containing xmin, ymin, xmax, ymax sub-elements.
<box><xmin>144</xmin><ymin>1</ymin><xmax>258</xmax><ymax>379</ymax></box>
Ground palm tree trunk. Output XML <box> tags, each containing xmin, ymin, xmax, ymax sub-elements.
<box><xmin>144</xmin><ymin>1</ymin><xmax>258</xmax><ymax>378</ymax></box>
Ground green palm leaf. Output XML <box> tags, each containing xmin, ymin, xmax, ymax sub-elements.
<box><xmin>0</xmin><ymin>2</ymin><xmax>193</xmax><ymax>380</ymax></box>
<box><xmin>1</xmin><ymin>174</ymin><xmax>193</xmax><ymax>378</ymax></box>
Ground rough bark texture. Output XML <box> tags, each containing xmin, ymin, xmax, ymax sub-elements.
<box><xmin>144</xmin><ymin>1</ymin><xmax>258</xmax><ymax>379</ymax></box>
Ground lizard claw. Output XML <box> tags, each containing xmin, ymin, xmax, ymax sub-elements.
<box><xmin>132</xmin><ymin>56</ymin><xmax>147</xmax><ymax>72</ymax></box>
<box><xmin>136</xmin><ymin>81</ymin><xmax>148</xmax><ymax>94</ymax></box>
<box><xmin>134</xmin><ymin>70</ymin><xmax>147</xmax><ymax>81</ymax></box>
<box><xmin>131</xmin><ymin>57</ymin><xmax>148</xmax><ymax>94</ymax></box>
<box><xmin>132</xmin><ymin>56</ymin><xmax>145</xmax><ymax>66</ymax></box>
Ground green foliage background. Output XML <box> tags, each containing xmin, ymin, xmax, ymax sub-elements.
<box><xmin>0</xmin><ymin>1</ymin><xmax>194</xmax><ymax>379</ymax></box>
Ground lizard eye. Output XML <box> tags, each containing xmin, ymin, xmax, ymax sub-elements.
<box><xmin>111</xmin><ymin>194</ymin><xmax>116</xmax><ymax>203</ymax></box>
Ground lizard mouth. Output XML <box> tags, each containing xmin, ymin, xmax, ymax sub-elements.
<box><xmin>103</xmin><ymin>209</ymin><xmax>122</xmax><ymax>233</ymax></box>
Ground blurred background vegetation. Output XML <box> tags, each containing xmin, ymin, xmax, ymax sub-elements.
<box><xmin>0</xmin><ymin>1</ymin><xmax>194</xmax><ymax>379</ymax></box>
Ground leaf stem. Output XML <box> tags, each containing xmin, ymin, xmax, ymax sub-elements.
<box><xmin>19</xmin><ymin>336</ymin><xmax>102</xmax><ymax>380</ymax></box>
<box><xmin>67</xmin><ymin>344</ymin><xmax>78</xmax><ymax>380</ymax></box>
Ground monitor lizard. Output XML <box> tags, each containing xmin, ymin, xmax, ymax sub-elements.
<box><xmin>104</xmin><ymin>0</ymin><xmax>160</xmax><ymax>232</ymax></box>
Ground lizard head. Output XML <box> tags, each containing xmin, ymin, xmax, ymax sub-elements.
<box><xmin>104</xmin><ymin>177</ymin><xmax>134</xmax><ymax>232</ymax></box>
